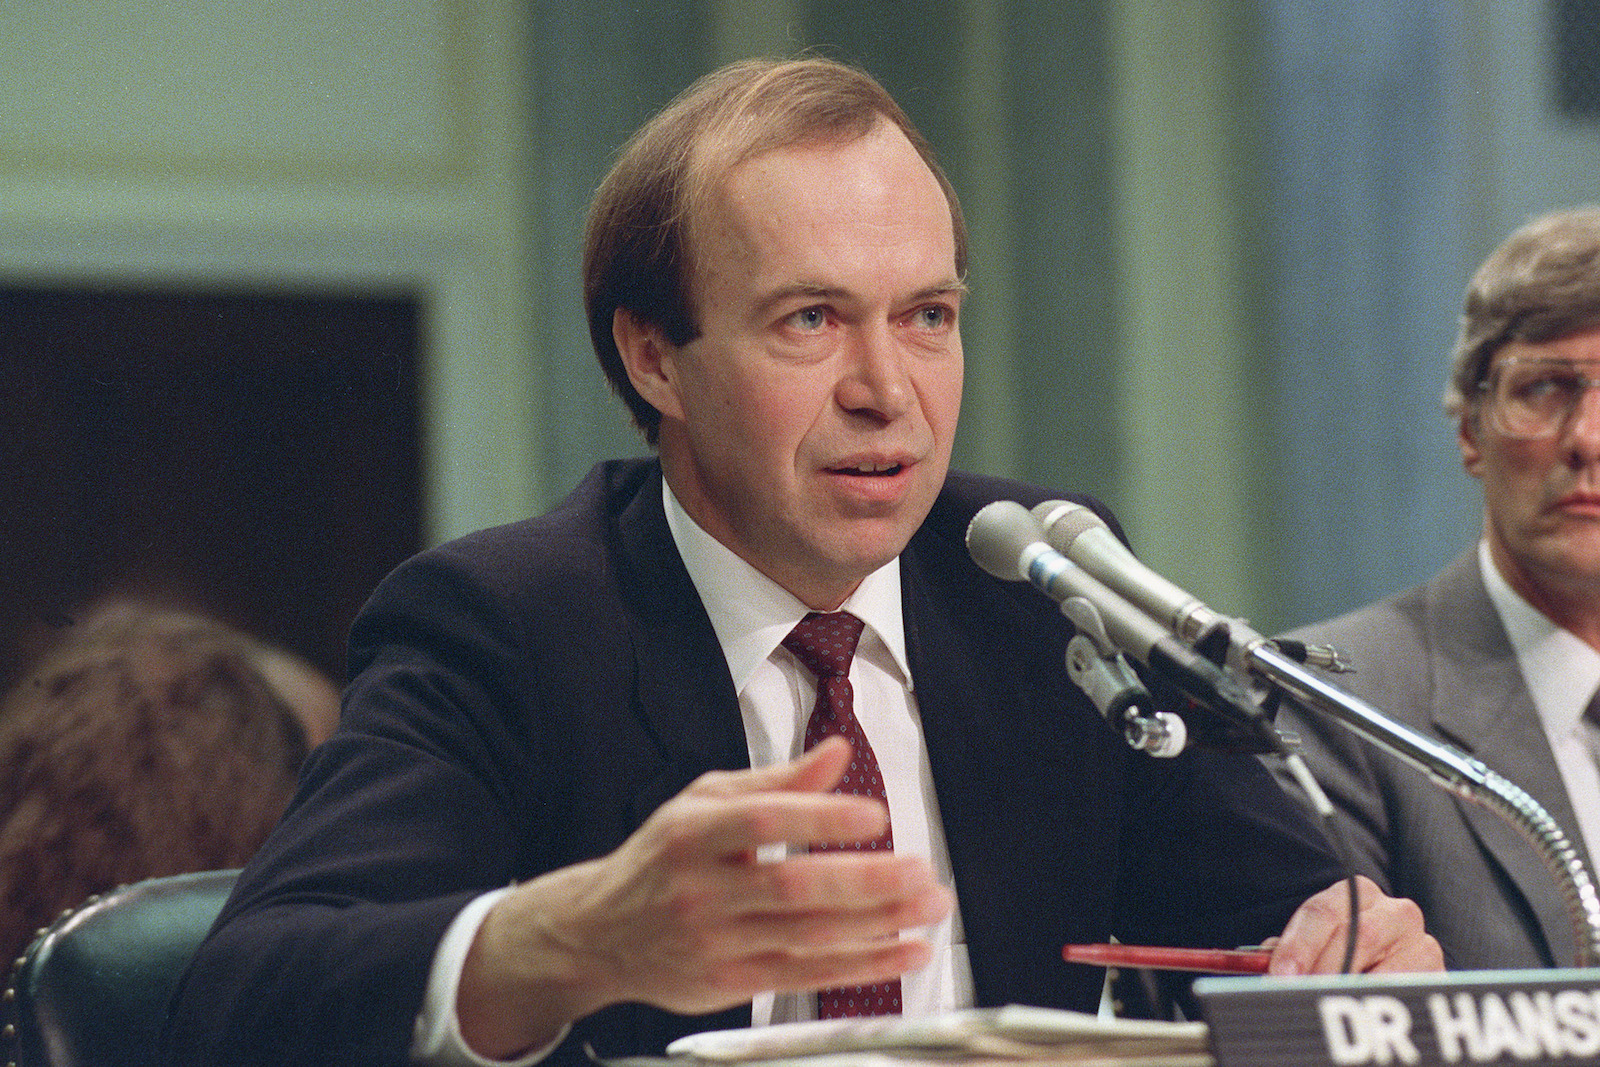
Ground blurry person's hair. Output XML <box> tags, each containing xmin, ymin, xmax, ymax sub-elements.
<box><xmin>0</xmin><ymin>605</ymin><xmax>308</xmax><ymax>962</ymax></box>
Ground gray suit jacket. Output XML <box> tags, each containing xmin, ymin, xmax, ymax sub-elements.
<box><xmin>1275</xmin><ymin>548</ymin><xmax>1592</xmax><ymax>969</ymax></box>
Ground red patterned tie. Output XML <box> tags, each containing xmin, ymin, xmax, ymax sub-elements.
<box><xmin>782</xmin><ymin>611</ymin><xmax>903</xmax><ymax>1017</ymax></box>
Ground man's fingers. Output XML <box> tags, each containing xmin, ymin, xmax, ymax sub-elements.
<box><xmin>1270</xmin><ymin>878</ymin><xmax>1365</xmax><ymax>975</ymax></box>
<box><xmin>716</xmin><ymin>937</ymin><xmax>936</xmax><ymax>1000</ymax></box>
<box><xmin>657</xmin><ymin>788</ymin><xmax>888</xmax><ymax>860</ymax></box>
<box><xmin>655</xmin><ymin>741</ymin><xmax>889</xmax><ymax>860</ymax></box>
<box><xmin>738</xmin><ymin>852</ymin><xmax>953</xmax><ymax>934</ymax></box>
<box><xmin>736</xmin><ymin>892</ymin><xmax>953</xmax><ymax>956</ymax></box>
<box><xmin>687</xmin><ymin>736</ymin><xmax>853</xmax><ymax>799</ymax></box>
<box><xmin>664</xmin><ymin>851</ymin><xmax>952</xmax><ymax>944</ymax></box>
<box><xmin>680</xmin><ymin>881</ymin><xmax>951</xmax><ymax>964</ymax></box>
<box><xmin>583</xmin><ymin>738</ymin><xmax>960</xmax><ymax>1016</ymax></box>
<box><xmin>744</xmin><ymin>850</ymin><xmax>945</xmax><ymax>911</ymax></box>
<box><xmin>1269</xmin><ymin>877</ymin><xmax>1441</xmax><ymax>975</ymax></box>
<box><xmin>1349</xmin><ymin>892</ymin><xmax>1441</xmax><ymax>973</ymax></box>
<box><xmin>612</xmin><ymin>847</ymin><xmax>951</xmax><ymax>976</ymax></box>
<box><xmin>786</xmin><ymin>735</ymin><xmax>855</xmax><ymax>793</ymax></box>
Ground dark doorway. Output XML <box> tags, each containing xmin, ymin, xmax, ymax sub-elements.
<box><xmin>0</xmin><ymin>286</ymin><xmax>424</xmax><ymax>691</ymax></box>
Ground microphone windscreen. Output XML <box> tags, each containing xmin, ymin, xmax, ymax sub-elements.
<box><xmin>1032</xmin><ymin>500</ymin><xmax>1108</xmax><ymax>551</ymax></box>
<box><xmin>965</xmin><ymin>500</ymin><xmax>1045</xmax><ymax>582</ymax></box>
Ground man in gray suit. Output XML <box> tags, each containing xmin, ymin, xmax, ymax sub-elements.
<box><xmin>1278</xmin><ymin>205</ymin><xmax>1600</xmax><ymax>969</ymax></box>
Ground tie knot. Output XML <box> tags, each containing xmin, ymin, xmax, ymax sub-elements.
<box><xmin>782</xmin><ymin>611</ymin><xmax>865</xmax><ymax>680</ymax></box>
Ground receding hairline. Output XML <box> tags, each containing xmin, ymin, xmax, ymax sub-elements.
<box><xmin>679</xmin><ymin>114</ymin><xmax>966</xmax><ymax>309</ymax></box>
<box><xmin>581</xmin><ymin>56</ymin><xmax>969</xmax><ymax>443</ymax></box>
<box><xmin>676</xmin><ymin>57</ymin><xmax>966</xmax><ymax>272</ymax></box>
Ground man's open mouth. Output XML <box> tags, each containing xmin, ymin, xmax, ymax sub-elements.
<box><xmin>833</xmin><ymin>462</ymin><xmax>903</xmax><ymax>476</ymax></box>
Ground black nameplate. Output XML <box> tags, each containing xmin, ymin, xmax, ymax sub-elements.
<box><xmin>1195</xmin><ymin>969</ymin><xmax>1600</xmax><ymax>1066</ymax></box>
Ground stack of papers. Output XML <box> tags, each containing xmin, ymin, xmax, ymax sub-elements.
<box><xmin>607</xmin><ymin>1005</ymin><xmax>1211</xmax><ymax>1067</ymax></box>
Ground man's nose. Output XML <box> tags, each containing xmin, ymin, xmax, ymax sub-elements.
<box><xmin>1562</xmin><ymin>383</ymin><xmax>1600</xmax><ymax>462</ymax></box>
<box><xmin>836</xmin><ymin>325</ymin><xmax>911</xmax><ymax>420</ymax></box>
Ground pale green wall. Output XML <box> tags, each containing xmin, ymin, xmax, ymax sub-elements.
<box><xmin>0</xmin><ymin>0</ymin><xmax>541</xmax><ymax>546</ymax></box>
<box><xmin>18</xmin><ymin>0</ymin><xmax>1563</xmax><ymax>636</ymax></box>
<box><xmin>0</xmin><ymin>0</ymin><xmax>1276</xmax><ymax>622</ymax></box>
<box><xmin>1108</xmin><ymin>0</ymin><xmax>1274</xmax><ymax>626</ymax></box>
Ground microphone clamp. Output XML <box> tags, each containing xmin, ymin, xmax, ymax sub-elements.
<box><xmin>1061</xmin><ymin>598</ymin><xmax>1187</xmax><ymax>758</ymax></box>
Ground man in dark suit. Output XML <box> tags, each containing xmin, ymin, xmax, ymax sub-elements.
<box><xmin>166</xmin><ymin>57</ymin><xmax>1439</xmax><ymax>1067</ymax></box>
<box><xmin>1278</xmin><ymin>206</ymin><xmax>1600</xmax><ymax>969</ymax></box>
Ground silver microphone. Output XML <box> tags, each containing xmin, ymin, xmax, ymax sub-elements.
<box><xmin>967</xmin><ymin>501</ymin><xmax>1169</xmax><ymax>664</ymax></box>
<box><xmin>966</xmin><ymin>500</ymin><xmax>1284</xmax><ymax>755</ymax></box>
<box><xmin>1031</xmin><ymin>499</ymin><xmax>1267</xmax><ymax>673</ymax></box>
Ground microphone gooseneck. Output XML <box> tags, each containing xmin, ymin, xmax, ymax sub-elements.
<box><xmin>1014</xmin><ymin>497</ymin><xmax>1600</xmax><ymax>966</ymax></box>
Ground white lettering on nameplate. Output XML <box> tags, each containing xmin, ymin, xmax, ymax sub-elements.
<box><xmin>1319</xmin><ymin>995</ymin><xmax>1420</xmax><ymax>1065</ymax></box>
<box><xmin>1198</xmin><ymin>972</ymin><xmax>1600</xmax><ymax>1067</ymax></box>
<box><xmin>1425</xmin><ymin>990</ymin><xmax>1600</xmax><ymax>1063</ymax></box>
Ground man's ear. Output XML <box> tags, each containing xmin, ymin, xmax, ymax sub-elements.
<box><xmin>613</xmin><ymin>308</ymin><xmax>685</xmax><ymax>422</ymax></box>
<box><xmin>1460</xmin><ymin>407</ymin><xmax>1485</xmax><ymax>479</ymax></box>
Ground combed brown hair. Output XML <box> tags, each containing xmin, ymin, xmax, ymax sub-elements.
<box><xmin>583</xmin><ymin>56</ymin><xmax>969</xmax><ymax>444</ymax></box>
<box><xmin>1447</xmin><ymin>205</ymin><xmax>1600</xmax><ymax>417</ymax></box>
<box><xmin>0</xmin><ymin>608</ymin><xmax>307</xmax><ymax>963</ymax></box>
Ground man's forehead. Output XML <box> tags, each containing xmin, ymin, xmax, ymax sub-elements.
<box><xmin>1498</xmin><ymin>327</ymin><xmax>1600</xmax><ymax>361</ymax></box>
<box><xmin>686</xmin><ymin>128</ymin><xmax>957</xmax><ymax>296</ymax></box>
<box><xmin>697</xmin><ymin>123</ymin><xmax>945</xmax><ymax>226</ymax></box>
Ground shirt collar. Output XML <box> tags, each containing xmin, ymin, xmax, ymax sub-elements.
<box><xmin>1479</xmin><ymin>539</ymin><xmax>1600</xmax><ymax>733</ymax></box>
<box><xmin>663</xmin><ymin>481</ymin><xmax>912</xmax><ymax>696</ymax></box>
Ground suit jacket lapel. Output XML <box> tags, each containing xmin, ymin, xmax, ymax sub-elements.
<box><xmin>1428</xmin><ymin>551</ymin><xmax>1590</xmax><ymax>966</ymax></box>
<box><xmin>898</xmin><ymin>535</ymin><xmax>1011</xmax><ymax>1000</ymax></box>
<box><xmin>898</xmin><ymin>514</ymin><xmax>1108</xmax><ymax>1012</ymax></box>
<box><xmin>612</xmin><ymin>463</ymin><xmax>751</xmax><ymax>814</ymax></box>
<box><xmin>607</xmin><ymin>462</ymin><xmax>754</xmax><ymax>1040</ymax></box>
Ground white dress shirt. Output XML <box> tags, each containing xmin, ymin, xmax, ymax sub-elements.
<box><xmin>662</xmin><ymin>482</ymin><xmax>971</xmax><ymax>1024</ymax></box>
<box><xmin>1479</xmin><ymin>540</ymin><xmax>1600</xmax><ymax>862</ymax></box>
<box><xmin>411</xmin><ymin>482</ymin><xmax>972</xmax><ymax>1065</ymax></box>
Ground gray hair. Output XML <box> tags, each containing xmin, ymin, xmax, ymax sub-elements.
<box><xmin>1446</xmin><ymin>205</ymin><xmax>1600</xmax><ymax>417</ymax></box>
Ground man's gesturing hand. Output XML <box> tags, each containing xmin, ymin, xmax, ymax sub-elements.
<box><xmin>457</xmin><ymin>737</ymin><xmax>953</xmax><ymax>1059</ymax></box>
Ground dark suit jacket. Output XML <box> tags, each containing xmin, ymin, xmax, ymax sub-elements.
<box><xmin>166</xmin><ymin>460</ymin><xmax>1341</xmax><ymax>1066</ymax></box>
<box><xmin>1277</xmin><ymin>548</ymin><xmax>1592</xmax><ymax>969</ymax></box>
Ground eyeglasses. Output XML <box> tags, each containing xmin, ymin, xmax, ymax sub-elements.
<box><xmin>1478</xmin><ymin>357</ymin><xmax>1600</xmax><ymax>439</ymax></box>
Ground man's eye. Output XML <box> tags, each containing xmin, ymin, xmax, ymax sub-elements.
<box><xmin>911</xmin><ymin>305</ymin><xmax>951</xmax><ymax>329</ymax></box>
<box><xmin>1513</xmin><ymin>372</ymin><xmax>1581</xmax><ymax>401</ymax></box>
<box><xmin>786</xmin><ymin>307</ymin><xmax>827</xmax><ymax>331</ymax></box>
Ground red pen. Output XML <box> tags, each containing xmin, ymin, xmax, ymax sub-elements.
<box><xmin>1062</xmin><ymin>943</ymin><xmax>1273</xmax><ymax>974</ymax></box>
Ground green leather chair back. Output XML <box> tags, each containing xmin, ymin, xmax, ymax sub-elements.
<box><xmin>4</xmin><ymin>869</ymin><xmax>239</xmax><ymax>1067</ymax></box>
